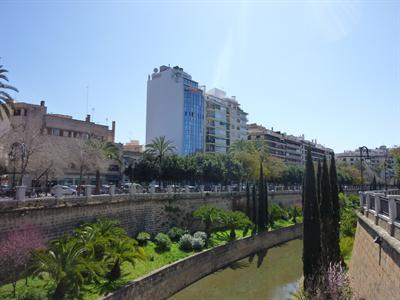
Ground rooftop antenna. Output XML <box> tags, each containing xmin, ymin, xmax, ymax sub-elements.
<box><xmin>86</xmin><ymin>85</ymin><xmax>89</xmax><ymax>115</ymax></box>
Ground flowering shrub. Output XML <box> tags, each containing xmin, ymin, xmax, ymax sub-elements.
<box><xmin>179</xmin><ymin>234</ymin><xmax>194</xmax><ymax>251</ymax></box>
<box><xmin>0</xmin><ymin>224</ymin><xmax>44</xmax><ymax>297</ymax></box>
<box><xmin>322</xmin><ymin>263</ymin><xmax>352</xmax><ymax>300</ymax></box>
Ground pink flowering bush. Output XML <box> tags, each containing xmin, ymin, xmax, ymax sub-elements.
<box><xmin>0</xmin><ymin>223</ymin><xmax>44</xmax><ymax>296</ymax></box>
<box><xmin>322</xmin><ymin>263</ymin><xmax>352</xmax><ymax>300</ymax></box>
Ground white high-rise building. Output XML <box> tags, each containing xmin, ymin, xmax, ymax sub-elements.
<box><xmin>146</xmin><ymin>65</ymin><xmax>204</xmax><ymax>155</ymax></box>
<box><xmin>205</xmin><ymin>88</ymin><xmax>248</xmax><ymax>153</ymax></box>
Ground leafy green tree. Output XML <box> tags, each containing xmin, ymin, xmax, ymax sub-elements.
<box><xmin>219</xmin><ymin>210</ymin><xmax>253</xmax><ymax>240</ymax></box>
<box><xmin>0</xmin><ymin>61</ymin><xmax>18</xmax><ymax>121</ymax></box>
<box><xmin>145</xmin><ymin>136</ymin><xmax>175</xmax><ymax>185</ymax></box>
<box><xmin>31</xmin><ymin>238</ymin><xmax>101</xmax><ymax>299</ymax></box>
<box><xmin>124</xmin><ymin>163</ymin><xmax>135</xmax><ymax>183</ymax></box>
<box><xmin>320</xmin><ymin>156</ymin><xmax>333</xmax><ymax>270</ymax></box>
<box><xmin>330</xmin><ymin>154</ymin><xmax>342</xmax><ymax>265</ymax></box>
<box><xmin>193</xmin><ymin>205</ymin><xmax>222</xmax><ymax>236</ymax></box>
<box><xmin>303</xmin><ymin>147</ymin><xmax>321</xmax><ymax>295</ymax></box>
<box><xmin>133</xmin><ymin>156</ymin><xmax>158</xmax><ymax>183</ymax></box>
<box><xmin>104</xmin><ymin>238</ymin><xmax>144</xmax><ymax>281</ymax></box>
<box><xmin>317</xmin><ymin>160</ymin><xmax>322</xmax><ymax>205</ymax></box>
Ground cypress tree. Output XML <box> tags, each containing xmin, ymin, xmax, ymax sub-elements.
<box><xmin>317</xmin><ymin>160</ymin><xmax>322</xmax><ymax>206</ymax></box>
<box><xmin>330</xmin><ymin>153</ymin><xmax>341</xmax><ymax>265</ymax></box>
<box><xmin>246</xmin><ymin>182</ymin><xmax>251</xmax><ymax>218</ymax></box>
<box><xmin>258</xmin><ymin>161</ymin><xmax>266</xmax><ymax>231</ymax></box>
<box><xmin>320</xmin><ymin>156</ymin><xmax>332</xmax><ymax>270</ymax></box>
<box><xmin>264</xmin><ymin>179</ymin><xmax>269</xmax><ymax>228</ymax></box>
<box><xmin>303</xmin><ymin>147</ymin><xmax>321</xmax><ymax>294</ymax></box>
<box><xmin>252</xmin><ymin>183</ymin><xmax>257</xmax><ymax>233</ymax></box>
<box><xmin>371</xmin><ymin>175</ymin><xmax>377</xmax><ymax>190</ymax></box>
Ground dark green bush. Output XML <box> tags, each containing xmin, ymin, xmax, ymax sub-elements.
<box><xmin>136</xmin><ymin>232</ymin><xmax>151</xmax><ymax>246</ymax></box>
<box><xmin>192</xmin><ymin>237</ymin><xmax>205</xmax><ymax>251</ymax></box>
<box><xmin>154</xmin><ymin>233</ymin><xmax>172</xmax><ymax>252</ymax></box>
<box><xmin>167</xmin><ymin>227</ymin><xmax>185</xmax><ymax>242</ymax></box>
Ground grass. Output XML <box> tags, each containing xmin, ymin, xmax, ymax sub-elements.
<box><xmin>0</xmin><ymin>223</ymin><xmax>298</xmax><ymax>300</ymax></box>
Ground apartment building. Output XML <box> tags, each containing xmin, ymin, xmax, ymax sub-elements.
<box><xmin>336</xmin><ymin>146</ymin><xmax>395</xmax><ymax>181</ymax></box>
<box><xmin>205</xmin><ymin>88</ymin><xmax>247</xmax><ymax>153</ymax></box>
<box><xmin>2</xmin><ymin>100</ymin><xmax>119</xmax><ymax>185</ymax></box>
<box><xmin>146</xmin><ymin>65</ymin><xmax>204</xmax><ymax>155</ymax></box>
<box><xmin>146</xmin><ymin>65</ymin><xmax>248</xmax><ymax>155</ymax></box>
<box><xmin>247</xmin><ymin>123</ymin><xmax>332</xmax><ymax>165</ymax></box>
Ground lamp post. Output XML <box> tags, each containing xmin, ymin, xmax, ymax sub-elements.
<box><xmin>359</xmin><ymin>146</ymin><xmax>370</xmax><ymax>191</ymax></box>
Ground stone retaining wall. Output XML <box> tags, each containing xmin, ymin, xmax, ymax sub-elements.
<box><xmin>103</xmin><ymin>224</ymin><xmax>303</xmax><ymax>300</ymax></box>
<box><xmin>0</xmin><ymin>191</ymin><xmax>301</xmax><ymax>242</ymax></box>
<box><xmin>349</xmin><ymin>213</ymin><xmax>400</xmax><ymax>300</ymax></box>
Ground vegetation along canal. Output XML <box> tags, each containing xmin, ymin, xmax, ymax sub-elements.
<box><xmin>170</xmin><ymin>239</ymin><xmax>302</xmax><ymax>300</ymax></box>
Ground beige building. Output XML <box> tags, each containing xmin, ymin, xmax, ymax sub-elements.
<box><xmin>247</xmin><ymin>123</ymin><xmax>332</xmax><ymax>165</ymax></box>
<box><xmin>1</xmin><ymin>100</ymin><xmax>119</xmax><ymax>186</ymax></box>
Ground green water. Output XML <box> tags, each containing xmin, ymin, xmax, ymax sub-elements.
<box><xmin>170</xmin><ymin>239</ymin><xmax>302</xmax><ymax>300</ymax></box>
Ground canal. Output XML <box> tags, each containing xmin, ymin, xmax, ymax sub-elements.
<box><xmin>170</xmin><ymin>239</ymin><xmax>302</xmax><ymax>300</ymax></box>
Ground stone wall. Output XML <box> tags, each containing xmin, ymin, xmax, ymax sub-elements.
<box><xmin>103</xmin><ymin>224</ymin><xmax>303</xmax><ymax>300</ymax></box>
<box><xmin>349</xmin><ymin>213</ymin><xmax>400</xmax><ymax>300</ymax></box>
<box><xmin>0</xmin><ymin>191</ymin><xmax>301</xmax><ymax>242</ymax></box>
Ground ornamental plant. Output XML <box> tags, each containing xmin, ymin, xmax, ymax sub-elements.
<box><xmin>136</xmin><ymin>232</ymin><xmax>151</xmax><ymax>246</ymax></box>
<box><xmin>192</xmin><ymin>237</ymin><xmax>205</xmax><ymax>251</ymax></box>
<box><xmin>0</xmin><ymin>224</ymin><xmax>44</xmax><ymax>298</ymax></box>
<box><xmin>179</xmin><ymin>234</ymin><xmax>194</xmax><ymax>251</ymax></box>
<box><xmin>154</xmin><ymin>233</ymin><xmax>172</xmax><ymax>252</ymax></box>
<box><xmin>193</xmin><ymin>231</ymin><xmax>207</xmax><ymax>242</ymax></box>
<box><xmin>167</xmin><ymin>227</ymin><xmax>185</xmax><ymax>242</ymax></box>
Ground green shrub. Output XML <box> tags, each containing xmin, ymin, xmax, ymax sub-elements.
<box><xmin>192</xmin><ymin>237</ymin><xmax>205</xmax><ymax>251</ymax></box>
<box><xmin>179</xmin><ymin>234</ymin><xmax>194</xmax><ymax>251</ymax></box>
<box><xmin>269</xmin><ymin>204</ymin><xmax>289</xmax><ymax>225</ymax></box>
<box><xmin>193</xmin><ymin>231</ymin><xmax>207</xmax><ymax>242</ymax></box>
<box><xmin>340</xmin><ymin>236</ymin><xmax>354</xmax><ymax>262</ymax></box>
<box><xmin>167</xmin><ymin>227</ymin><xmax>185</xmax><ymax>242</ymax></box>
<box><xmin>154</xmin><ymin>233</ymin><xmax>171</xmax><ymax>252</ymax></box>
<box><xmin>136</xmin><ymin>232</ymin><xmax>151</xmax><ymax>246</ymax></box>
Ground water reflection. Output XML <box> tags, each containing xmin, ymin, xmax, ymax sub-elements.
<box><xmin>170</xmin><ymin>239</ymin><xmax>302</xmax><ymax>300</ymax></box>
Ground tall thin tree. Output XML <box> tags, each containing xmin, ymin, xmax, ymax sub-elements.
<box><xmin>245</xmin><ymin>182</ymin><xmax>251</xmax><ymax>218</ymax></box>
<box><xmin>320</xmin><ymin>156</ymin><xmax>332</xmax><ymax>270</ymax></box>
<box><xmin>330</xmin><ymin>153</ymin><xmax>341</xmax><ymax>265</ymax></box>
<box><xmin>258</xmin><ymin>161</ymin><xmax>266</xmax><ymax>232</ymax></box>
<box><xmin>317</xmin><ymin>160</ymin><xmax>322</xmax><ymax>205</ymax></box>
<box><xmin>251</xmin><ymin>183</ymin><xmax>257</xmax><ymax>234</ymax></box>
<box><xmin>303</xmin><ymin>147</ymin><xmax>321</xmax><ymax>294</ymax></box>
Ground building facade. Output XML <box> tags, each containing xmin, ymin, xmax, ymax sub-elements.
<box><xmin>146</xmin><ymin>66</ymin><xmax>248</xmax><ymax>155</ymax></box>
<box><xmin>1</xmin><ymin>100</ymin><xmax>119</xmax><ymax>186</ymax></box>
<box><xmin>146</xmin><ymin>65</ymin><xmax>204</xmax><ymax>155</ymax></box>
<box><xmin>336</xmin><ymin>146</ymin><xmax>395</xmax><ymax>182</ymax></box>
<box><xmin>205</xmin><ymin>88</ymin><xmax>248</xmax><ymax>154</ymax></box>
<box><xmin>247</xmin><ymin>123</ymin><xmax>332</xmax><ymax>165</ymax></box>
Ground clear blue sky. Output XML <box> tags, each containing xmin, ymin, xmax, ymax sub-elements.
<box><xmin>1</xmin><ymin>0</ymin><xmax>399</xmax><ymax>152</ymax></box>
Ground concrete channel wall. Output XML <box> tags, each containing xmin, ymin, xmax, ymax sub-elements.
<box><xmin>103</xmin><ymin>224</ymin><xmax>303</xmax><ymax>300</ymax></box>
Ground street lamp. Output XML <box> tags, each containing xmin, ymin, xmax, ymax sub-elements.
<box><xmin>359</xmin><ymin>146</ymin><xmax>370</xmax><ymax>191</ymax></box>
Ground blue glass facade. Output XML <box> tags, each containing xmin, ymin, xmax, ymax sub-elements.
<box><xmin>182</xmin><ymin>79</ymin><xmax>204</xmax><ymax>155</ymax></box>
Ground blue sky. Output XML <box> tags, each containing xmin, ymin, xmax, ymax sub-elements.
<box><xmin>1</xmin><ymin>0</ymin><xmax>399</xmax><ymax>152</ymax></box>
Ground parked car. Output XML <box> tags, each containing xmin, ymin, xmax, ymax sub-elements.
<box><xmin>77</xmin><ymin>185</ymin><xmax>95</xmax><ymax>195</ymax></box>
<box><xmin>122</xmin><ymin>183</ymin><xmax>142</xmax><ymax>193</ymax></box>
<box><xmin>0</xmin><ymin>185</ymin><xmax>13</xmax><ymax>197</ymax></box>
<box><xmin>50</xmin><ymin>185</ymin><xmax>77</xmax><ymax>196</ymax></box>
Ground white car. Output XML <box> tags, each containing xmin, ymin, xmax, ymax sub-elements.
<box><xmin>51</xmin><ymin>185</ymin><xmax>77</xmax><ymax>196</ymax></box>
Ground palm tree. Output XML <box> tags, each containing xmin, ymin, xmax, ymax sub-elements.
<box><xmin>145</xmin><ymin>136</ymin><xmax>175</xmax><ymax>186</ymax></box>
<box><xmin>104</xmin><ymin>237</ymin><xmax>145</xmax><ymax>281</ymax></box>
<box><xmin>0</xmin><ymin>62</ymin><xmax>18</xmax><ymax>121</ymax></box>
<box><xmin>193</xmin><ymin>205</ymin><xmax>222</xmax><ymax>236</ymax></box>
<box><xmin>87</xmin><ymin>139</ymin><xmax>121</xmax><ymax>194</ymax></box>
<box><xmin>30</xmin><ymin>238</ymin><xmax>101</xmax><ymax>299</ymax></box>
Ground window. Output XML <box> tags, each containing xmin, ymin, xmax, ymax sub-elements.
<box><xmin>14</xmin><ymin>109</ymin><xmax>21</xmax><ymax>116</ymax></box>
<box><xmin>51</xmin><ymin>128</ymin><xmax>61</xmax><ymax>136</ymax></box>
